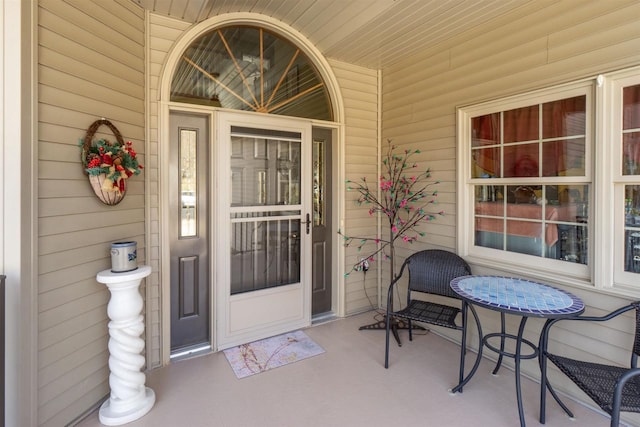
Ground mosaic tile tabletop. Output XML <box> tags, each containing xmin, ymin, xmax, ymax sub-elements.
<box><xmin>450</xmin><ymin>275</ymin><xmax>584</xmax><ymax>317</ymax></box>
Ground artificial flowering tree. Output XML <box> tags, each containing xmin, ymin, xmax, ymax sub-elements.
<box><xmin>340</xmin><ymin>139</ymin><xmax>443</xmax><ymax>282</ymax></box>
<box><xmin>339</xmin><ymin>139</ymin><xmax>443</xmax><ymax>340</ymax></box>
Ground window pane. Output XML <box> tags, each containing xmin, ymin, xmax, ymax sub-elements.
<box><xmin>542</xmin><ymin>96</ymin><xmax>586</xmax><ymax>138</ymax></box>
<box><xmin>625</xmin><ymin>185</ymin><xmax>640</xmax><ymax>274</ymax></box>
<box><xmin>472</xmin><ymin>114</ymin><xmax>500</xmax><ymax>146</ymax></box>
<box><xmin>472</xmin><ymin>147</ymin><xmax>501</xmax><ymax>178</ymax></box>
<box><xmin>504</xmin><ymin>105</ymin><xmax>538</xmax><ymax>143</ymax></box>
<box><xmin>313</xmin><ymin>139</ymin><xmax>325</xmax><ymax>226</ymax></box>
<box><xmin>550</xmin><ymin>184</ymin><xmax>589</xmax><ymax>264</ymax></box>
<box><xmin>623</xmin><ymin>85</ymin><xmax>640</xmax><ymax>176</ymax></box>
<box><xmin>623</xmin><ymin>84</ymin><xmax>640</xmax><ymax>130</ymax></box>
<box><xmin>230</xmin><ymin>135</ymin><xmax>301</xmax><ymax>206</ymax></box>
<box><xmin>230</xmin><ymin>218</ymin><xmax>301</xmax><ymax>294</ymax></box>
<box><xmin>542</xmin><ymin>138</ymin><xmax>586</xmax><ymax>177</ymax></box>
<box><xmin>180</xmin><ymin>129</ymin><xmax>197</xmax><ymax>237</ymax></box>
<box><xmin>504</xmin><ymin>145</ymin><xmax>539</xmax><ymax>178</ymax></box>
<box><xmin>623</xmin><ymin>132</ymin><xmax>640</xmax><ymax>176</ymax></box>
<box><xmin>475</xmin><ymin>216</ymin><xmax>503</xmax><ymax>250</ymax></box>
<box><xmin>506</xmin><ymin>219</ymin><xmax>543</xmax><ymax>256</ymax></box>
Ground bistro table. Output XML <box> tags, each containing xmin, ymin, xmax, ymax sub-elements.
<box><xmin>449</xmin><ymin>275</ymin><xmax>584</xmax><ymax>427</ymax></box>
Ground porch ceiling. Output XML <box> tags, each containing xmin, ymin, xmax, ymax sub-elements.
<box><xmin>133</xmin><ymin>0</ymin><xmax>536</xmax><ymax>69</ymax></box>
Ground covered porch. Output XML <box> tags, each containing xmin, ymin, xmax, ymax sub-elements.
<box><xmin>76</xmin><ymin>312</ymin><xmax>608</xmax><ymax>427</ymax></box>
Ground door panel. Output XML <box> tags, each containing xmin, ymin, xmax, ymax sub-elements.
<box><xmin>311</xmin><ymin>128</ymin><xmax>332</xmax><ymax>315</ymax></box>
<box><xmin>216</xmin><ymin>112</ymin><xmax>311</xmax><ymax>350</ymax></box>
<box><xmin>169</xmin><ymin>112</ymin><xmax>210</xmax><ymax>352</ymax></box>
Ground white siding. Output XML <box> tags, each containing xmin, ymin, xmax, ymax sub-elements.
<box><xmin>37</xmin><ymin>0</ymin><xmax>146</xmax><ymax>425</ymax></box>
<box><xmin>382</xmin><ymin>0</ymin><xmax>640</xmax><ymax>422</ymax></box>
<box><xmin>328</xmin><ymin>60</ymin><xmax>379</xmax><ymax>315</ymax></box>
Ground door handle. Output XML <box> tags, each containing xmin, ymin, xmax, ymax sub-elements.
<box><xmin>301</xmin><ymin>213</ymin><xmax>311</xmax><ymax>234</ymax></box>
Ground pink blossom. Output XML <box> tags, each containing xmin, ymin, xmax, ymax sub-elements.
<box><xmin>391</xmin><ymin>225</ymin><xmax>398</xmax><ymax>233</ymax></box>
<box><xmin>402</xmin><ymin>235</ymin><xmax>410</xmax><ymax>242</ymax></box>
<box><xmin>380</xmin><ymin>179</ymin><xmax>393</xmax><ymax>191</ymax></box>
<box><xmin>399</xmin><ymin>199</ymin><xmax>407</xmax><ymax>208</ymax></box>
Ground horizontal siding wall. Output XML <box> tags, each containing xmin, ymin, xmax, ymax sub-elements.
<box><xmin>382</xmin><ymin>0</ymin><xmax>640</xmax><ymax>423</ymax></box>
<box><xmin>37</xmin><ymin>0</ymin><xmax>146</xmax><ymax>425</ymax></box>
<box><xmin>328</xmin><ymin>60</ymin><xmax>380</xmax><ymax>315</ymax></box>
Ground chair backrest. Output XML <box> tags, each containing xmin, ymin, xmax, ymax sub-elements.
<box><xmin>405</xmin><ymin>249</ymin><xmax>471</xmax><ymax>299</ymax></box>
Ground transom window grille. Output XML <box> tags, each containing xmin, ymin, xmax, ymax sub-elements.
<box><xmin>171</xmin><ymin>26</ymin><xmax>333</xmax><ymax>121</ymax></box>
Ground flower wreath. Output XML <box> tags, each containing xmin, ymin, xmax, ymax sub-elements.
<box><xmin>81</xmin><ymin>138</ymin><xmax>143</xmax><ymax>193</ymax></box>
<box><xmin>79</xmin><ymin>119</ymin><xmax>144</xmax><ymax>205</ymax></box>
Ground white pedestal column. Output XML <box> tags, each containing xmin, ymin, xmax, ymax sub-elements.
<box><xmin>96</xmin><ymin>265</ymin><xmax>155</xmax><ymax>426</ymax></box>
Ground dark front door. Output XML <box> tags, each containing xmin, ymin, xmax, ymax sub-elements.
<box><xmin>311</xmin><ymin>127</ymin><xmax>332</xmax><ymax>315</ymax></box>
<box><xmin>169</xmin><ymin>112</ymin><xmax>210</xmax><ymax>353</ymax></box>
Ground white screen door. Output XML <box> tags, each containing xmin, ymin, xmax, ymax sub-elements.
<box><xmin>216</xmin><ymin>112</ymin><xmax>312</xmax><ymax>349</ymax></box>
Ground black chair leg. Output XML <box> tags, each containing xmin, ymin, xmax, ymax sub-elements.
<box><xmin>384</xmin><ymin>312</ymin><xmax>391</xmax><ymax>369</ymax></box>
<box><xmin>459</xmin><ymin>301</ymin><xmax>467</xmax><ymax>388</ymax></box>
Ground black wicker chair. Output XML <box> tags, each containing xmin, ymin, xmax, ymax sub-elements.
<box><xmin>539</xmin><ymin>301</ymin><xmax>640</xmax><ymax>426</ymax></box>
<box><xmin>384</xmin><ymin>250</ymin><xmax>481</xmax><ymax>387</ymax></box>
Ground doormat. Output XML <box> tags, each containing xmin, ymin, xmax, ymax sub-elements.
<box><xmin>223</xmin><ymin>330</ymin><xmax>325</xmax><ymax>379</ymax></box>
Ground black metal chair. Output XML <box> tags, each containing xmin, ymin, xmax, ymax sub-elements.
<box><xmin>384</xmin><ymin>250</ymin><xmax>481</xmax><ymax>388</ymax></box>
<box><xmin>539</xmin><ymin>301</ymin><xmax>640</xmax><ymax>426</ymax></box>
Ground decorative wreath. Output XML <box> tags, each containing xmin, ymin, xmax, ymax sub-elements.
<box><xmin>79</xmin><ymin>119</ymin><xmax>143</xmax><ymax>205</ymax></box>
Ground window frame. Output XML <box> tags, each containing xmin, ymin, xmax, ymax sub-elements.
<box><xmin>458</xmin><ymin>66</ymin><xmax>640</xmax><ymax>294</ymax></box>
<box><xmin>607</xmin><ymin>68</ymin><xmax>640</xmax><ymax>291</ymax></box>
<box><xmin>457</xmin><ymin>80</ymin><xmax>595</xmax><ymax>287</ymax></box>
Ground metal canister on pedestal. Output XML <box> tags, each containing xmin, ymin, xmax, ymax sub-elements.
<box><xmin>110</xmin><ymin>241</ymin><xmax>138</xmax><ymax>273</ymax></box>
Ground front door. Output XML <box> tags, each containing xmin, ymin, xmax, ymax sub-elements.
<box><xmin>216</xmin><ymin>112</ymin><xmax>312</xmax><ymax>350</ymax></box>
<box><xmin>169</xmin><ymin>112</ymin><xmax>210</xmax><ymax>354</ymax></box>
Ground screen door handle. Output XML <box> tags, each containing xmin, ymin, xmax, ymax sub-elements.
<box><xmin>302</xmin><ymin>213</ymin><xmax>311</xmax><ymax>234</ymax></box>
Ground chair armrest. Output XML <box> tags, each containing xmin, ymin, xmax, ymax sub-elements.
<box><xmin>540</xmin><ymin>301</ymin><xmax>640</xmax><ymax>356</ymax></box>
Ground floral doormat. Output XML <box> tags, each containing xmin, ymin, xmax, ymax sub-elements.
<box><xmin>223</xmin><ymin>330</ymin><xmax>325</xmax><ymax>379</ymax></box>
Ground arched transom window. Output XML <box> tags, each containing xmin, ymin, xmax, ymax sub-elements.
<box><xmin>171</xmin><ymin>26</ymin><xmax>333</xmax><ymax>121</ymax></box>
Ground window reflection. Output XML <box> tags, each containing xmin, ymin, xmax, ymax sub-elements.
<box><xmin>180</xmin><ymin>129</ymin><xmax>197</xmax><ymax>237</ymax></box>
<box><xmin>313</xmin><ymin>139</ymin><xmax>325</xmax><ymax>226</ymax></box>
<box><xmin>623</xmin><ymin>84</ymin><xmax>640</xmax><ymax>176</ymax></box>
<box><xmin>625</xmin><ymin>185</ymin><xmax>640</xmax><ymax>273</ymax></box>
